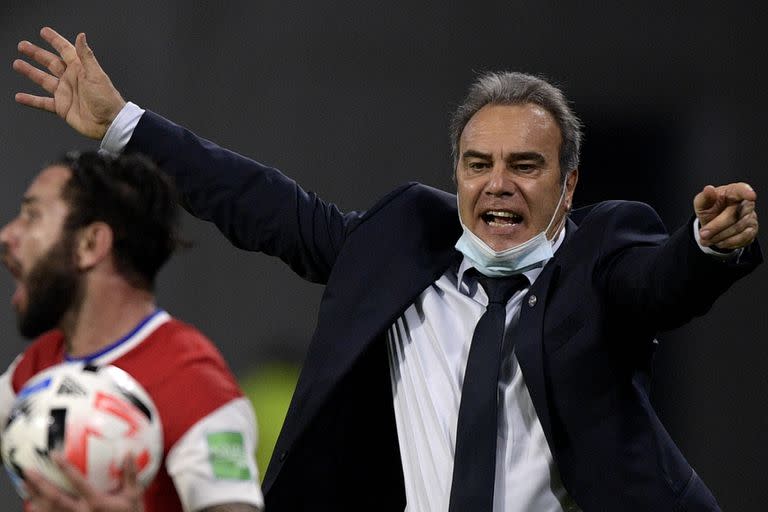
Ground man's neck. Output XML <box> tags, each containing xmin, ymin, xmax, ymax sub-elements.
<box><xmin>61</xmin><ymin>275</ymin><xmax>157</xmax><ymax>358</ymax></box>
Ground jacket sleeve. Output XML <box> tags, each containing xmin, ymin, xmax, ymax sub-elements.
<box><xmin>125</xmin><ymin>111</ymin><xmax>361</xmax><ymax>284</ymax></box>
<box><xmin>592</xmin><ymin>201</ymin><xmax>762</xmax><ymax>331</ymax></box>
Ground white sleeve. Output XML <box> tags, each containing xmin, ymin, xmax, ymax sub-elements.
<box><xmin>165</xmin><ymin>397</ymin><xmax>264</xmax><ymax>512</ymax></box>
<box><xmin>99</xmin><ymin>101</ymin><xmax>146</xmax><ymax>155</ymax></box>
<box><xmin>0</xmin><ymin>355</ymin><xmax>22</xmax><ymax>429</ymax></box>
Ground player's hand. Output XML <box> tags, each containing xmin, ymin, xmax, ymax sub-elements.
<box><xmin>25</xmin><ymin>454</ymin><xmax>144</xmax><ymax>512</ymax></box>
<box><xmin>694</xmin><ymin>182</ymin><xmax>759</xmax><ymax>250</ymax></box>
<box><xmin>13</xmin><ymin>27</ymin><xmax>126</xmax><ymax>140</ymax></box>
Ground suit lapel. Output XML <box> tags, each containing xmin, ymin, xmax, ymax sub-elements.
<box><xmin>514</xmin><ymin>263</ymin><xmax>558</xmax><ymax>448</ymax></box>
<box><xmin>514</xmin><ymin>218</ymin><xmax>577</xmax><ymax>449</ymax></box>
<box><xmin>276</xmin><ymin>185</ymin><xmax>461</xmax><ymax>454</ymax></box>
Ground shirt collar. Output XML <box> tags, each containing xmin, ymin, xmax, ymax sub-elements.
<box><xmin>64</xmin><ymin>309</ymin><xmax>168</xmax><ymax>363</ymax></box>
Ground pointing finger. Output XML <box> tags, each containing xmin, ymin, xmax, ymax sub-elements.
<box><xmin>722</xmin><ymin>182</ymin><xmax>757</xmax><ymax>203</ymax></box>
<box><xmin>694</xmin><ymin>185</ymin><xmax>718</xmax><ymax>214</ymax></box>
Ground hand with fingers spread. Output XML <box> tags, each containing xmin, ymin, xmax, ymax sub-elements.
<box><xmin>694</xmin><ymin>182</ymin><xmax>759</xmax><ymax>251</ymax></box>
<box><xmin>13</xmin><ymin>26</ymin><xmax>125</xmax><ymax>139</ymax></box>
<box><xmin>25</xmin><ymin>455</ymin><xmax>144</xmax><ymax>512</ymax></box>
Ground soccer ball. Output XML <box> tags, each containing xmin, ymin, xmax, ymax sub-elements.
<box><xmin>1</xmin><ymin>362</ymin><xmax>163</xmax><ymax>498</ymax></box>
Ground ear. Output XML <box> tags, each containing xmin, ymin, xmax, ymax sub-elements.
<box><xmin>75</xmin><ymin>222</ymin><xmax>114</xmax><ymax>271</ymax></box>
<box><xmin>564</xmin><ymin>168</ymin><xmax>579</xmax><ymax>210</ymax></box>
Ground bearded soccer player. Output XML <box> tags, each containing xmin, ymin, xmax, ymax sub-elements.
<box><xmin>0</xmin><ymin>152</ymin><xmax>264</xmax><ymax>512</ymax></box>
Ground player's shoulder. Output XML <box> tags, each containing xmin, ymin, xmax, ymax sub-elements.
<box><xmin>119</xmin><ymin>315</ymin><xmax>234</xmax><ymax>386</ymax></box>
<box><xmin>119</xmin><ymin>317</ymin><xmax>245</xmax><ymax>445</ymax></box>
<box><xmin>9</xmin><ymin>330</ymin><xmax>65</xmax><ymax>393</ymax></box>
<box><xmin>150</xmin><ymin>317</ymin><xmax>226</xmax><ymax>360</ymax></box>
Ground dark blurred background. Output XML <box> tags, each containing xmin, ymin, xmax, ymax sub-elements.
<box><xmin>1</xmin><ymin>1</ymin><xmax>766</xmax><ymax>509</ymax></box>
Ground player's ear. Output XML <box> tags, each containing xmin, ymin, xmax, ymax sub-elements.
<box><xmin>75</xmin><ymin>221</ymin><xmax>113</xmax><ymax>270</ymax></box>
<box><xmin>565</xmin><ymin>168</ymin><xmax>579</xmax><ymax>210</ymax></box>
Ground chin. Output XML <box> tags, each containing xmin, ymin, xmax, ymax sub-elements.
<box><xmin>484</xmin><ymin>238</ymin><xmax>521</xmax><ymax>252</ymax></box>
<box><xmin>485</xmin><ymin>231</ymin><xmax>534</xmax><ymax>250</ymax></box>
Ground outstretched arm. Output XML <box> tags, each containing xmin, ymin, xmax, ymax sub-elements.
<box><xmin>694</xmin><ymin>182</ymin><xmax>759</xmax><ymax>250</ymax></box>
<box><xmin>14</xmin><ymin>27</ymin><xmax>353</xmax><ymax>283</ymax></box>
<box><xmin>14</xmin><ymin>27</ymin><xmax>125</xmax><ymax>139</ymax></box>
<box><xmin>594</xmin><ymin>194</ymin><xmax>761</xmax><ymax>333</ymax></box>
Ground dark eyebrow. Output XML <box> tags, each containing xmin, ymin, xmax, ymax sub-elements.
<box><xmin>461</xmin><ymin>150</ymin><xmax>547</xmax><ymax>165</ymax></box>
<box><xmin>506</xmin><ymin>152</ymin><xmax>546</xmax><ymax>165</ymax></box>
<box><xmin>461</xmin><ymin>150</ymin><xmax>492</xmax><ymax>161</ymax></box>
<box><xmin>20</xmin><ymin>196</ymin><xmax>37</xmax><ymax>206</ymax></box>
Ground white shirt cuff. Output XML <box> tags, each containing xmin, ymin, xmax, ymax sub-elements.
<box><xmin>692</xmin><ymin>218</ymin><xmax>743</xmax><ymax>260</ymax></box>
<box><xmin>99</xmin><ymin>101</ymin><xmax>145</xmax><ymax>155</ymax></box>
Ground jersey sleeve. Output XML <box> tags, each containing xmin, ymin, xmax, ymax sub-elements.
<box><xmin>165</xmin><ymin>397</ymin><xmax>263</xmax><ymax>511</ymax></box>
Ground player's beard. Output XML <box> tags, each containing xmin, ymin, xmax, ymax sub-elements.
<box><xmin>17</xmin><ymin>232</ymin><xmax>82</xmax><ymax>339</ymax></box>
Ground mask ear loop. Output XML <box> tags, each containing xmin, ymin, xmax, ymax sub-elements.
<box><xmin>544</xmin><ymin>170</ymin><xmax>572</xmax><ymax>241</ymax></box>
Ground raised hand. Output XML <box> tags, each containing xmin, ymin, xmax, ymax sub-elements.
<box><xmin>694</xmin><ymin>182</ymin><xmax>759</xmax><ymax>250</ymax></box>
<box><xmin>25</xmin><ymin>454</ymin><xmax>144</xmax><ymax>512</ymax></box>
<box><xmin>14</xmin><ymin>27</ymin><xmax>126</xmax><ymax>140</ymax></box>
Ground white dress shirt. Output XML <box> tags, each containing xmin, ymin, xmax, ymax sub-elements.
<box><xmin>387</xmin><ymin>228</ymin><xmax>581</xmax><ymax>512</ymax></box>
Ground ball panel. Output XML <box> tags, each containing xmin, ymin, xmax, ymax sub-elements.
<box><xmin>1</xmin><ymin>362</ymin><xmax>163</xmax><ymax>498</ymax></box>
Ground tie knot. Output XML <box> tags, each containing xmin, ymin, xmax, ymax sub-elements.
<box><xmin>475</xmin><ymin>274</ymin><xmax>528</xmax><ymax>305</ymax></box>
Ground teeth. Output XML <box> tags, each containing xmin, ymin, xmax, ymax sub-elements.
<box><xmin>485</xmin><ymin>211</ymin><xmax>522</xmax><ymax>221</ymax></box>
<box><xmin>483</xmin><ymin>210</ymin><xmax>522</xmax><ymax>227</ymax></box>
<box><xmin>487</xmin><ymin>211</ymin><xmax>519</xmax><ymax>219</ymax></box>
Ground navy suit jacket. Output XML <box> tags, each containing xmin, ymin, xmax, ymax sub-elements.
<box><xmin>127</xmin><ymin>111</ymin><xmax>761</xmax><ymax>511</ymax></box>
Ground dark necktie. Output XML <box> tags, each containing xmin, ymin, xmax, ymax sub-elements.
<box><xmin>448</xmin><ymin>273</ymin><xmax>527</xmax><ymax>512</ymax></box>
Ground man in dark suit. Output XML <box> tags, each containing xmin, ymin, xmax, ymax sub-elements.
<box><xmin>14</xmin><ymin>27</ymin><xmax>761</xmax><ymax>511</ymax></box>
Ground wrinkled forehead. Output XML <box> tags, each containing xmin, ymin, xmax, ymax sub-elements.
<box><xmin>459</xmin><ymin>103</ymin><xmax>563</xmax><ymax>156</ymax></box>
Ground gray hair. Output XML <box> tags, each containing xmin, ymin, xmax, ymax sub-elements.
<box><xmin>450</xmin><ymin>71</ymin><xmax>583</xmax><ymax>178</ymax></box>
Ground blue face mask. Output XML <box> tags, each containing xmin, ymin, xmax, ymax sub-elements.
<box><xmin>455</xmin><ymin>176</ymin><xmax>569</xmax><ymax>277</ymax></box>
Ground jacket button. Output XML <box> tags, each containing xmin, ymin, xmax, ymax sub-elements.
<box><xmin>527</xmin><ymin>294</ymin><xmax>537</xmax><ymax>307</ymax></box>
<box><xmin>279</xmin><ymin>451</ymin><xmax>287</xmax><ymax>462</ymax></box>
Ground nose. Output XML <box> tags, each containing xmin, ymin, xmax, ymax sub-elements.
<box><xmin>0</xmin><ymin>219</ymin><xmax>18</xmax><ymax>249</ymax></box>
<box><xmin>485</xmin><ymin>163</ymin><xmax>513</xmax><ymax>196</ymax></box>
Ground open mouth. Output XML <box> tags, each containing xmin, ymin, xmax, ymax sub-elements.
<box><xmin>1</xmin><ymin>254</ymin><xmax>22</xmax><ymax>280</ymax></box>
<box><xmin>481</xmin><ymin>210</ymin><xmax>523</xmax><ymax>227</ymax></box>
<box><xmin>1</xmin><ymin>254</ymin><xmax>25</xmax><ymax>307</ymax></box>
